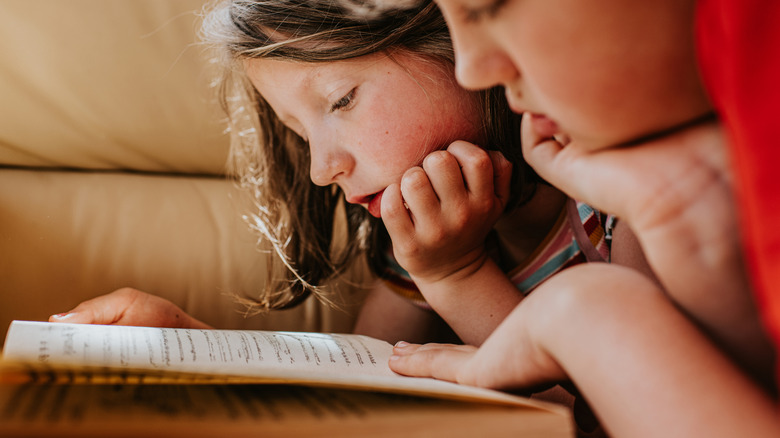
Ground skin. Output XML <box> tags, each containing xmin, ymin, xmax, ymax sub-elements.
<box><xmin>50</xmin><ymin>288</ymin><xmax>213</xmax><ymax>329</ymax></box>
<box><xmin>388</xmin><ymin>0</ymin><xmax>779</xmax><ymax>434</ymax></box>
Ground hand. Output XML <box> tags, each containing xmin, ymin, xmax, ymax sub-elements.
<box><xmin>48</xmin><ymin>288</ymin><xmax>212</xmax><ymax>329</ymax></box>
<box><xmin>523</xmin><ymin>116</ymin><xmax>774</xmax><ymax>390</ymax></box>
<box><xmin>381</xmin><ymin>141</ymin><xmax>512</xmax><ymax>284</ymax></box>
<box><xmin>390</xmin><ymin>341</ymin><xmax>565</xmax><ymax>391</ymax></box>
<box><xmin>520</xmin><ymin>114</ymin><xmax>728</xmax><ymax>234</ymax></box>
<box><xmin>390</xmin><ymin>266</ymin><xmax>593</xmax><ymax>390</ymax></box>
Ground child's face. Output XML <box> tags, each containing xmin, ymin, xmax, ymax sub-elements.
<box><xmin>245</xmin><ymin>52</ymin><xmax>483</xmax><ymax>217</ymax></box>
<box><xmin>434</xmin><ymin>0</ymin><xmax>709</xmax><ymax>150</ymax></box>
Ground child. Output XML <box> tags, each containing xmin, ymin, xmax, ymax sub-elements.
<box><xmin>49</xmin><ymin>1</ymin><xmax>651</xmax><ymax>349</ymax></box>
<box><xmin>388</xmin><ymin>0</ymin><xmax>780</xmax><ymax>435</ymax></box>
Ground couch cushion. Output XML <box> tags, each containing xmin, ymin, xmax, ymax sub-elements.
<box><xmin>0</xmin><ymin>168</ymin><xmax>372</xmax><ymax>342</ymax></box>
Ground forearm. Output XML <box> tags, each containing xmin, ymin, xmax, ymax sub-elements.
<box><xmin>524</xmin><ymin>264</ymin><xmax>779</xmax><ymax>437</ymax></box>
<box><xmin>413</xmin><ymin>257</ymin><xmax>523</xmax><ymax>345</ymax></box>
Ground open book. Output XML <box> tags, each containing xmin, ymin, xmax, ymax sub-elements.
<box><xmin>0</xmin><ymin>320</ymin><xmax>574</xmax><ymax>437</ymax></box>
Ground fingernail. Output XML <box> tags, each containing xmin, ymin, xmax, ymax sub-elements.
<box><xmin>51</xmin><ymin>313</ymin><xmax>75</xmax><ymax>320</ymax></box>
<box><xmin>394</xmin><ymin>341</ymin><xmax>409</xmax><ymax>348</ymax></box>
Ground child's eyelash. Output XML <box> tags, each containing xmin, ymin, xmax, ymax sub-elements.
<box><xmin>330</xmin><ymin>87</ymin><xmax>357</xmax><ymax>112</ymax></box>
<box><xmin>462</xmin><ymin>0</ymin><xmax>509</xmax><ymax>23</ymax></box>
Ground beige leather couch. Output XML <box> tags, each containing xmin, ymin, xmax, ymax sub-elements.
<box><xmin>0</xmin><ymin>0</ymin><xmax>372</xmax><ymax>344</ymax></box>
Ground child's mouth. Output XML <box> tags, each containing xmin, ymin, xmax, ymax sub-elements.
<box><xmin>529</xmin><ymin>113</ymin><xmax>561</xmax><ymax>139</ymax></box>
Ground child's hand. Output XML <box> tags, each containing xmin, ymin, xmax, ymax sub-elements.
<box><xmin>389</xmin><ymin>341</ymin><xmax>563</xmax><ymax>390</ymax></box>
<box><xmin>520</xmin><ymin>115</ymin><xmax>734</xmax><ymax>296</ymax></box>
<box><xmin>389</xmin><ymin>266</ymin><xmax>613</xmax><ymax>390</ymax></box>
<box><xmin>381</xmin><ymin>141</ymin><xmax>512</xmax><ymax>284</ymax></box>
<box><xmin>48</xmin><ymin>288</ymin><xmax>212</xmax><ymax>329</ymax></box>
<box><xmin>522</xmin><ymin>116</ymin><xmax>775</xmax><ymax>389</ymax></box>
<box><xmin>520</xmin><ymin>115</ymin><xmax>731</xmax><ymax>259</ymax></box>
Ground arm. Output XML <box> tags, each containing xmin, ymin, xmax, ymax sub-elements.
<box><xmin>381</xmin><ymin>141</ymin><xmax>518</xmax><ymax>345</ymax></box>
<box><xmin>352</xmin><ymin>279</ymin><xmax>456</xmax><ymax>345</ymax></box>
<box><xmin>405</xmin><ymin>256</ymin><xmax>522</xmax><ymax>346</ymax></box>
<box><xmin>49</xmin><ymin>287</ymin><xmax>212</xmax><ymax>329</ymax></box>
<box><xmin>390</xmin><ymin>263</ymin><xmax>780</xmax><ymax>438</ymax></box>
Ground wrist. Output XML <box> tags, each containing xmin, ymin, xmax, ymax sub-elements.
<box><xmin>408</xmin><ymin>247</ymin><xmax>491</xmax><ymax>287</ymax></box>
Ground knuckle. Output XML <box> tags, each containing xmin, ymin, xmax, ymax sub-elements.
<box><xmin>427</xmin><ymin>227</ymin><xmax>447</xmax><ymax>243</ymax></box>
<box><xmin>423</xmin><ymin>150</ymin><xmax>453</xmax><ymax>170</ymax></box>
<box><xmin>470</xmin><ymin>150</ymin><xmax>492</xmax><ymax>171</ymax></box>
<box><xmin>382</xmin><ymin>197</ymin><xmax>404</xmax><ymax>217</ymax></box>
<box><xmin>114</xmin><ymin>287</ymin><xmax>139</xmax><ymax>298</ymax></box>
<box><xmin>401</xmin><ymin>167</ymin><xmax>428</xmax><ymax>192</ymax></box>
<box><xmin>447</xmin><ymin>140</ymin><xmax>476</xmax><ymax>153</ymax></box>
<box><xmin>475</xmin><ymin>197</ymin><xmax>496</xmax><ymax>215</ymax></box>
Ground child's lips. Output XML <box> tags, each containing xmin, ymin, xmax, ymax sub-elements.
<box><xmin>348</xmin><ymin>190</ymin><xmax>385</xmax><ymax>218</ymax></box>
<box><xmin>528</xmin><ymin>113</ymin><xmax>561</xmax><ymax>139</ymax></box>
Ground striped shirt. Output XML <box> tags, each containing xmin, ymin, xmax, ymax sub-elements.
<box><xmin>381</xmin><ymin>198</ymin><xmax>613</xmax><ymax>309</ymax></box>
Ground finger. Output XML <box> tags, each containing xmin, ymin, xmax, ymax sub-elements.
<box><xmin>488</xmin><ymin>150</ymin><xmax>512</xmax><ymax>211</ymax></box>
<box><xmin>421</xmin><ymin>150</ymin><xmax>467</xmax><ymax>208</ymax></box>
<box><xmin>520</xmin><ymin>112</ymin><xmax>566</xmax><ymax>187</ymax></box>
<box><xmin>49</xmin><ymin>290</ymin><xmax>136</xmax><ymax>325</ymax></box>
<box><xmin>381</xmin><ymin>182</ymin><xmax>415</xmax><ymax>239</ymax></box>
<box><xmin>399</xmin><ymin>166</ymin><xmax>440</xmax><ymax>222</ymax></box>
<box><xmin>389</xmin><ymin>343</ymin><xmax>478</xmax><ymax>383</ymax></box>
<box><xmin>392</xmin><ymin>341</ymin><xmax>469</xmax><ymax>356</ymax></box>
<box><xmin>446</xmin><ymin>141</ymin><xmax>494</xmax><ymax>199</ymax></box>
<box><xmin>392</xmin><ymin>341</ymin><xmax>423</xmax><ymax>356</ymax></box>
<box><xmin>49</xmin><ymin>312</ymin><xmax>92</xmax><ymax>324</ymax></box>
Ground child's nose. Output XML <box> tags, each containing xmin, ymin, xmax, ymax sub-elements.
<box><xmin>308</xmin><ymin>139</ymin><xmax>353</xmax><ymax>186</ymax></box>
<box><xmin>452</xmin><ymin>32</ymin><xmax>518</xmax><ymax>91</ymax></box>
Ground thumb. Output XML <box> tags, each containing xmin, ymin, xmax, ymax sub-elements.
<box><xmin>48</xmin><ymin>288</ymin><xmax>139</xmax><ymax>325</ymax></box>
<box><xmin>520</xmin><ymin>112</ymin><xmax>567</xmax><ymax>189</ymax></box>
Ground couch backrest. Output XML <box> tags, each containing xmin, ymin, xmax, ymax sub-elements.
<box><xmin>0</xmin><ymin>0</ymin><xmax>228</xmax><ymax>174</ymax></box>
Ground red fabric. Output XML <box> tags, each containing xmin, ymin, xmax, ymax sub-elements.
<box><xmin>696</xmin><ymin>0</ymin><xmax>780</xmax><ymax>382</ymax></box>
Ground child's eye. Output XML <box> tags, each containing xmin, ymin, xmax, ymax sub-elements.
<box><xmin>330</xmin><ymin>87</ymin><xmax>357</xmax><ymax>112</ymax></box>
<box><xmin>461</xmin><ymin>0</ymin><xmax>509</xmax><ymax>24</ymax></box>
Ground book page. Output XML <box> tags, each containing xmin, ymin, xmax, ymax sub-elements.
<box><xmin>2</xmin><ymin>320</ymin><xmax>394</xmax><ymax>378</ymax></box>
<box><xmin>0</xmin><ymin>321</ymin><xmax>565</xmax><ymax>410</ymax></box>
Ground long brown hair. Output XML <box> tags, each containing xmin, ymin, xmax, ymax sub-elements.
<box><xmin>200</xmin><ymin>0</ymin><xmax>537</xmax><ymax>312</ymax></box>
